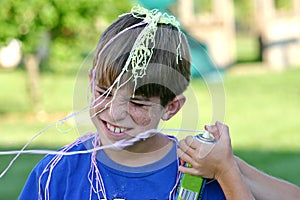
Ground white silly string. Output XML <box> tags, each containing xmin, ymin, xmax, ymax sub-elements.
<box><xmin>0</xmin><ymin>127</ymin><xmax>152</xmax><ymax>179</ymax></box>
<box><xmin>0</xmin><ymin>128</ymin><xmax>209</xmax><ymax>157</ymax></box>
<box><xmin>0</xmin><ymin>6</ymin><xmax>190</xmax><ymax>182</ymax></box>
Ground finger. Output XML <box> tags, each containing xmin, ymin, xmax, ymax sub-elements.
<box><xmin>178</xmin><ymin>136</ymin><xmax>197</xmax><ymax>151</ymax></box>
<box><xmin>178</xmin><ymin>165</ymin><xmax>199</xmax><ymax>176</ymax></box>
<box><xmin>176</xmin><ymin>148</ymin><xmax>194</xmax><ymax>165</ymax></box>
<box><xmin>177</xmin><ymin>139</ymin><xmax>194</xmax><ymax>157</ymax></box>
<box><xmin>215</xmin><ymin>121</ymin><xmax>230</xmax><ymax>141</ymax></box>
<box><xmin>185</xmin><ymin>135</ymin><xmax>200</xmax><ymax>149</ymax></box>
<box><xmin>204</xmin><ymin>124</ymin><xmax>221</xmax><ymax>140</ymax></box>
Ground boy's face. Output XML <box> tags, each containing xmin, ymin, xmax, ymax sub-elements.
<box><xmin>90</xmin><ymin>83</ymin><xmax>166</xmax><ymax>145</ymax></box>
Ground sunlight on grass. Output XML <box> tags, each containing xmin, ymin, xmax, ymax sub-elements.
<box><xmin>0</xmin><ymin>67</ymin><xmax>300</xmax><ymax>199</ymax></box>
<box><xmin>225</xmin><ymin>68</ymin><xmax>300</xmax><ymax>151</ymax></box>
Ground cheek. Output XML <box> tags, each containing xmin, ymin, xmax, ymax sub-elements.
<box><xmin>130</xmin><ymin>106</ymin><xmax>152</xmax><ymax>126</ymax></box>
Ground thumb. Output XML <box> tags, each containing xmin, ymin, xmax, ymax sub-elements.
<box><xmin>204</xmin><ymin>123</ymin><xmax>221</xmax><ymax>140</ymax></box>
<box><xmin>215</xmin><ymin>121</ymin><xmax>231</xmax><ymax>147</ymax></box>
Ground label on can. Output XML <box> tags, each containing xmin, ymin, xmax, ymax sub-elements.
<box><xmin>176</xmin><ymin>163</ymin><xmax>205</xmax><ymax>200</ymax></box>
<box><xmin>176</xmin><ymin>132</ymin><xmax>213</xmax><ymax>200</ymax></box>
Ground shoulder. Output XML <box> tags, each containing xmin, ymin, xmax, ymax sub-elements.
<box><xmin>28</xmin><ymin>133</ymin><xmax>97</xmax><ymax>182</ymax></box>
<box><xmin>34</xmin><ymin>133</ymin><xmax>96</xmax><ymax>174</ymax></box>
<box><xmin>19</xmin><ymin>133</ymin><xmax>97</xmax><ymax>199</ymax></box>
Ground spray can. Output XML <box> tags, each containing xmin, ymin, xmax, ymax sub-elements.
<box><xmin>176</xmin><ymin>130</ymin><xmax>215</xmax><ymax>200</ymax></box>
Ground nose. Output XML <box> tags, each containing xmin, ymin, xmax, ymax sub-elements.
<box><xmin>108</xmin><ymin>99</ymin><xmax>128</xmax><ymax>122</ymax></box>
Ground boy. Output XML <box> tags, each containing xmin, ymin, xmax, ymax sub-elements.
<box><xmin>19</xmin><ymin>6</ymin><xmax>245</xmax><ymax>200</ymax></box>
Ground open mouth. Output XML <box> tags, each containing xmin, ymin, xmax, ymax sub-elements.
<box><xmin>102</xmin><ymin>120</ymin><xmax>129</xmax><ymax>137</ymax></box>
<box><xmin>106</xmin><ymin>122</ymin><xmax>127</xmax><ymax>134</ymax></box>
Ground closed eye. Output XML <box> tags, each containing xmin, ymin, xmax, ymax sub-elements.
<box><xmin>95</xmin><ymin>86</ymin><xmax>112</xmax><ymax>97</ymax></box>
<box><xmin>130</xmin><ymin>97</ymin><xmax>153</xmax><ymax>107</ymax></box>
<box><xmin>130</xmin><ymin>101</ymin><xmax>148</xmax><ymax>107</ymax></box>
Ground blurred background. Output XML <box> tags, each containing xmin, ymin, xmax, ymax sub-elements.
<box><xmin>0</xmin><ymin>0</ymin><xmax>299</xmax><ymax>199</ymax></box>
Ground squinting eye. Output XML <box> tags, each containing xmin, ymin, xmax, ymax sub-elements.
<box><xmin>96</xmin><ymin>90</ymin><xmax>111</xmax><ymax>96</ymax></box>
<box><xmin>95</xmin><ymin>86</ymin><xmax>112</xmax><ymax>97</ymax></box>
<box><xmin>95</xmin><ymin>90</ymin><xmax>104</xmax><ymax>97</ymax></box>
<box><xmin>130</xmin><ymin>101</ymin><xmax>145</xmax><ymax>107</ymax></box>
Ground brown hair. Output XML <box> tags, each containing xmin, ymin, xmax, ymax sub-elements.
<box><xmin>93</xmin><ymin>13</ymin><xmax>191</xmax><ymax>106</ymax></box>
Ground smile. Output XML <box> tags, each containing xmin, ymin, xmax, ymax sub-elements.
<box><xmin>106</xmin><ymin>122</ymin><xmax>127</xmax><ymax>134</ymax></box>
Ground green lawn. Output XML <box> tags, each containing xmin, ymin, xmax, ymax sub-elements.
<box><xmin>0</xmin><ymin>66</ymin><xmax>300</xmax><ymax>199</ymax></box>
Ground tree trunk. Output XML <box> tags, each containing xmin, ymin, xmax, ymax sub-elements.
<box><xmin>24</xmin><ymin>54</ymin><xmax>42</xmax><ymax>112</ymax></box>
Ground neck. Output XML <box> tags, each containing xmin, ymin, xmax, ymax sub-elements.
<box><xmin>103</xmin><ymin>133</ymin><xmax>174</xmax><ymax>167</ymax></box>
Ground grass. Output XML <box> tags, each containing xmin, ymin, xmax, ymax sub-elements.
<box><xmin>0</xmin><ymin>69</ymin><xmax>75</xmax><ymax>114</ymax></box>
<box><xmin>225</xmin><ymin>67</ymin><xmax>300</xmax><ymax>151</ymax></box>
<box><xmin>0</xmin><ymin>153</ymin><xmax>44</xmax><ymax>199</ymax></box>
<box><xmin>0</xmin><ymin>66</ymin><xmax>300</xmax><ymax>199</ymax></box>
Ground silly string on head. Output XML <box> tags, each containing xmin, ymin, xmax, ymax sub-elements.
<box><xmin>90</xmin><ymin>4</ymin><xmax>184</xmax><ymax>115</ymax></box>
<box><xmin>1</xmin><ymin>6</ymin><xmax>226</xmax><ymax>189</ymax></box>
<box><xmin>0</xmin><ymin>5</ymin><xmax>192</xmax><ymax>179</ymax></box>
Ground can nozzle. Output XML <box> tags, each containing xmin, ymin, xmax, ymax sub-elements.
<box><xmin>195</xmin><ymin>131</ymin><xmax>215</xmax><ymax>144</ymax></box>
<box><xmin>202</xmin><ymin>130</ymin><xmax>211</xmax><ymax>139</ymax></box>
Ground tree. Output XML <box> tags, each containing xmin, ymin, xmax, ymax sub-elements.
<box><xmin>0</xmin><ymin>0</ymin><xmax>132</xmax><ymax>111</ymax></box>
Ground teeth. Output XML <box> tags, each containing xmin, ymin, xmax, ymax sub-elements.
<box><xmin>106</xmin><ymin>123</ymin><xmax>126</xmax><ymax>133</ymax></box>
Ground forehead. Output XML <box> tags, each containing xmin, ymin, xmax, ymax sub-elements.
<box><xmin>92</xmin><ymin>21</ymin><xmax>190</xmax><ymax>105</ymax></box>
<box><xmin>96</xmin><ymin>82</ymin><xmax>162</xmax><ymax>105</ymax></box>
<box><xmin>93</xmin><ymin>25</ymin><xmax>184</xmax><ymax>84</ymax></box>
<box><xmin>95</xmin><ymin>70</ymin><xmax>134</xmax><ymax>93</ymax></box>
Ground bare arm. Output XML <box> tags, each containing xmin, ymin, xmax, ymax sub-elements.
<box><xmin>216</xmin><ymin>159</ymin><xmax>254</xmax><ymax>200</ymax></box>
<box><xmin>177</xmin><ymin>121</ymin><xmax>254</xmax><ymax>200</ymax></box>
<box><xmin>177</xmin><ymin>121</ymin><xmax>300</xmax><ymax>200</ymax></box>
<box><xmin>235</xmin><ymin>156</ymin><xmax>300</xmax><ymax>200</ymax></box>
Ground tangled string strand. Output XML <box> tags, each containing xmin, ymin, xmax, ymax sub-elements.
<box><xmin>0</xmin><ymin>4</ymin><xmax>187</xmax><ymax>183</ymax></box>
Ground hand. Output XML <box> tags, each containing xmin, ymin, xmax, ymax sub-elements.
<box><xmin>177</xmin><ymin>121</ymin><xmax>236</xmax><ymax>180</ymax></box>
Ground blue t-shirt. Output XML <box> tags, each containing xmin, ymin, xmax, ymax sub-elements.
<box><xmin>19</xmin><ymin>134</ymin><xmax>225</xmax><ymax>200</ymax></box>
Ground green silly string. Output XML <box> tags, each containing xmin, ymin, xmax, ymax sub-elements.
<box><xmin>93</xmin><ymin>5</ymin><xmax>184</xmax><ymax>118</ymax></box>
<box><xmin>125</xmin><ymin>5</ymin><xmax>183</xmax><ymax>96</ymax></box>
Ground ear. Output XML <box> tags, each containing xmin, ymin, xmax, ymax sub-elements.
<box><xmin>161</xmin><ymin>94</ymin><xmax>186</xmax><ymax>121</ymax></box>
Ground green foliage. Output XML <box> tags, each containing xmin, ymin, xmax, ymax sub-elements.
<box><xmin>274</xmin><ymin>0</ymin><xmax>293</xmax><ymax>10</ymax></box>
<box><xmin>0</xmin><ymin>0</ymin><xmax>132</xmax><ymax>73</ymax></box>
<box><xmin>194</xmin><ymin>0</ymin><xmax>212</xmax><ymax>13</ymax></box>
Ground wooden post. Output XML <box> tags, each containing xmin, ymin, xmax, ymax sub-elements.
<box><xmin>211</xmin><ymin>0</ymin><xmax>236</xmax><ymax>68</ymax></box>
<box><xmin>293</xmin><ymin>0</ymin><xmax>300</xmax><ymax>15</ymax></box>
<box><xmin>24</xmin><ymin>54</ymin><xmax>42</xmax><ymax>112</ymax></box>
<box><xmin>254</xmin><ymin>0</ymin><xmax>300</xmax><ymax>70</ymax></box>
<box><xmin>178</xmin><ymin>0</ymin><xmax>194</xmax><ymax>22</ymax></box>
<box><xmin>177</xmin><ymin>0</ymin><xmax>236</xmax><ymax>69</ymax></box>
